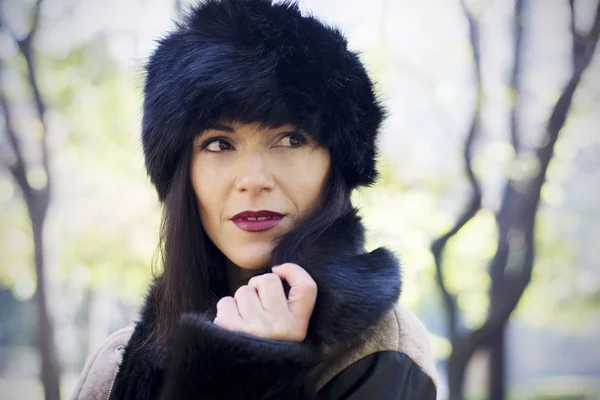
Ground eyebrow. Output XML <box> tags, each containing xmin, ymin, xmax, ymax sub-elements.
<box><xmin>201</xmin><ymin>123</ymin><xmax>304</xmax><ymax>136</ymax></box>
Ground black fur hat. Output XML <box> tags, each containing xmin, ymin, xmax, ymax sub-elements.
<box><xmin>142</xmin><ymin>0</ymin><xmax>385</xmax><ymax>201</ymax></box>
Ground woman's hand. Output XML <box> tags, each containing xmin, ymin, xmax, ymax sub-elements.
<box><xmin>213</xmin><ymin>263</ymin><xmax>317</xmax><ymax>341</ymax></box>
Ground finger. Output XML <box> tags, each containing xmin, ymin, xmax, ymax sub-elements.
<box><xmin>234</xmin><ymin>285</ymin><xmax>265</xmax><ymax>319</ymax></box>
<box><xmin>248</xmin><ymin>273</ymin><xmax>288</xmax><ymax>313</ymax></box>
<box><xmin>271</xmin><ymin>263</ymin><xmax>317</xmax><ymax>319</ymax></box>
<box><xmin>214</xmin><ymin>296</ymin><xmax>243</xmax><ymax>331</ymax></box>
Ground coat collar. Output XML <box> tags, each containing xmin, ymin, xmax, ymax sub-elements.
<box><xmin>110</xmin><ymin>208</ymin><xmax>401</xmax><ymax>398</ymax></box>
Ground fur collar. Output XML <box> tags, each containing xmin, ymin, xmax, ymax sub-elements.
<box><xmin>270</xmin><ymin>208</ymin><xmax>401</xmax><ymax>346</ymax></box>
<box><xmin>110</xmin><ymin>208</ymin><xmax>401</xmax><ymax>399</ymax></box>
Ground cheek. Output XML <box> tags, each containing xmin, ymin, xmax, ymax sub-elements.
<box><xmin>286</xmin><ymin>149</ymin><xmax>331</xmax><ymax>215</ymax></box>
<box><xmin>191</xmin><ymin>157</ymin><xmax>226</xmax><ymax>227</ymax></box>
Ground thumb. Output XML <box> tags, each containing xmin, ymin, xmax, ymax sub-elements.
<box><xmin>271</xmin><ymin>263</ymin><xmax>318</xmax><ymax>319</ymax></box>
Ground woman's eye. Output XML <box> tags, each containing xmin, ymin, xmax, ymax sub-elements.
<box><xmin>278</xmin><ymin>133</ymin><xmax>307</xmax><ymax>148</ymax></box>
<box><xmin>203</xmin><ymin>139</ymin><xmax>232</xmax><ymax>152</ymax></box>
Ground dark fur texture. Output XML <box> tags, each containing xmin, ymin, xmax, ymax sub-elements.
<box><xmin>162</xmin><ymin>314</ymin><xmax>321</xmax><ymax>399</ymax></box>
<box><xmin>109</xmin><ymin>209</ymin><xmax>401</xmax><ymax>399</ymax></box>
<box><xmin>271</xmin><ymin>209</ymin><xmax>401</xmax><ymax>347</ymax></box>
<box><xmin>142</xmin><ymin>0</ymin><xmax>385</xmax><ymax>201</ymax></box>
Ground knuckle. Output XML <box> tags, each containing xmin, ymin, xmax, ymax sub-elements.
<box><xmin>248</xmin><ymin>274</ymin><xmax>278</xmax><ymax>287</ymax></box>
<box><xmin>263</xmin><ymin>273</ymin><xmax>281</xmax><ymax>285</ymax></box>
<box><xmin>275</xmin><ymin>262</ymin><xmax>298</xmax><ymax>270</ymax></box>
<box><xmin>235</xmin><ymin>285</ymin><xmax>254</xmax><ymax>298</ymax></box>
<box><xmin>216</xmin><ymin>296</ymin><xmax>234</xmax><ymax>308</ymax></box>
<box><xmin>248</xmin><ymin>274</ymin><xmax>282</xmax><ymax>293</ymax></box>
<box><xmin>303</xmin><ymin>276</ymin><xmax>317</xmax><ymax>287</ymax></box>
<box><xmin>299</xmin><ymin>281</ymin><xmax>318</xmax><ymax>295</ymax></box>
<box><xmin>247</xmin><ymin>276</ymin><xmax>261</xmax><ymax>287</ymax></box>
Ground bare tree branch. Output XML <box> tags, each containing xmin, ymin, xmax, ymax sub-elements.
<box><xmin>569</xmin><ymin>0</ymin><xmax>578</xmax><ymax>35</ymax></box>
<box><xmin>0</xmin><ymin>0</ymin><xmax>41</xmax><ymax>49</ymax></box>
<box><xmin>16</xmin><ymin>0</ymin><xmax>46</xmax><ymax>123</ymax></box>
<box><xmin>0</xmin><ymin>0</ymin><xmax>50</xmax><ymax>197</ymax></box>
<box><xmin>29</xmin><ymin>0</ymin><xmax>43</xmax><ymax>37</ymax></box>
<box><xmin>570</xmin><ymin>0</ymin><xmax>600</xmax><ymax>70</ymax></box>
<box><xmin>1</xmin><ymin>1</ymin><xmax>60</xmax><ymax>399</ymax></box>
<box><xmin>431</xmin><ymin>0</ymin><xmax>483</xmax><ymax>343</ymax></box>
<box><xmin>470</xmin><ymin>0</ymin><xmax>600</xmax><ymax>349</ymax></box>
<box><xmin>0</xmin><ymin>90</ymin><xmax>33</xmax><ymax>201</ymax></box>
<box><xmin>0</xmin><ymin>0</ymin><xmax>45</xmax><ymax>118</ymax></box>
<box><xmin>589</xmin><ymin>1</ymin><xmax>600</xmax><ymax>39</ymax></box>
<box><xmin>570</xmin><ymin>0</ymin><xmax>585</xmax><ymax>68</ymax></box>
<box><xmin>509</xmin><ymin>0</ymin><xmax>524</xmax><ymax>151</ymax></box>
<box><xmin>444</xmin><ymin>2</ymin><xmax>599</xmax><ymax>398</ymax></box>
<box><xmin>22</xmin><ymin>56</ymin><xmax>50</xmax><ymax>199</ymax></box>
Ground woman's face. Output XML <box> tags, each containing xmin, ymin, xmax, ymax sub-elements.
<box><xmin>191</xmin><ymin>121</ymin><xmax>331</xmax><ymax>272</ymax></box>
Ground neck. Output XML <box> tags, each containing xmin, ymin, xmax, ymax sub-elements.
<box><xmin>225</xmin><ymin>258</ymin><xmax>265</xmax><ymax>294</ymax></box>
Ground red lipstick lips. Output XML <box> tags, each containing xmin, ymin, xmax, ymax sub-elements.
<box><xmin>230</xmin><ymin>210</ymin><xmax>284</xmax><ymax>232</ymax></box>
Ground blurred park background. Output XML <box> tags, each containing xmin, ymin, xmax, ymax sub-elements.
<box><xmin>0</xmin><ymin>0</ymin><xmax>599</xmax><ymax>399</ymax></box>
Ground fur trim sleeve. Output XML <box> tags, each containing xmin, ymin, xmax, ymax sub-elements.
<box><xmin>162</xmin><ymin>313</ymin><xmax>322</xmax><ymax>399</ymax></box>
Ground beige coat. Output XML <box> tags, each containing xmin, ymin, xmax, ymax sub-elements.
<box><xmin>72</xmin><ymin>303</ymin><xmax>437</xmax><ymax>399</ymax></box>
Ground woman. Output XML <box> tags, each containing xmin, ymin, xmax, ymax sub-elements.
<box><xmin>72</xmin><ymin>0</ymin><xmax>437</xmax><ymax>398</ymax></box>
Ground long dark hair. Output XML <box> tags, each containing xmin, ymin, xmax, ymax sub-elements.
<box><xmin>146</xmin><ymin>140</ymin><xmax>353</xmax><ymax>354</ymax></box>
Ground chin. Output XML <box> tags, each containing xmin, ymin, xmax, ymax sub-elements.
<box><xmin>226</xmin><ymin>243</ymin><xmax>273</xmax><ymax>271</ymax></box>
<box><xmin>230</xmin><ymin>256</ymin><xmax>270</xmax><ymax>271</ymax></box>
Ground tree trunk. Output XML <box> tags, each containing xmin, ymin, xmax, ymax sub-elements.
<box><xmin>431</xmin><ymin>1</ymin><xmax>599</xmax><ymax>398</ymax></box>
<box><xmin>31</xmin><ymin>206</ymin><xmax>61</xmax><ymax>400</ymax></box>
<box><xmin>488</xmin><ymin>325</ymin><xmax>506</xmax><ymax>400</ymax></box>
<box><xmin>447</xmin><ymin>340</ymin><xmax>473</xmax><ymax>400</ymax></box>
<box><xmin>0</xmin><ymin>2</ymin><xmax>62</xmax><ymax>396</ymax></box>
<box><xmin>447</xmin><ymin>358</ymin><xmax>466</xmax><ymax>400</ymax></box>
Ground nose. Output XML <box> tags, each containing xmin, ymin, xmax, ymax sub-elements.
<box><xmin>234</xmin><ymin>152</ymin><xmax>275</xmax><ymax>194</ymax></box>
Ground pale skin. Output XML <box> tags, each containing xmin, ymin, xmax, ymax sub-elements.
<box><xmin>190</xmin><ymin>121</ymin><xmax>331</xmax><ymax>341</ymax></box>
